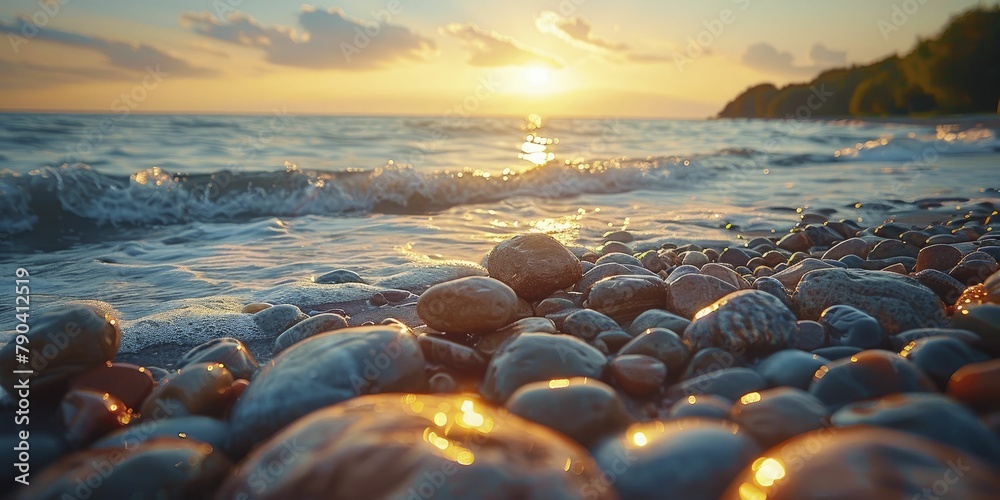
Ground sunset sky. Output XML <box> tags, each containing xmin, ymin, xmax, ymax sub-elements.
<box><xmin>0</xmin><ymin>0</ymin><xmax>992</xmax><ymax>118</ymax></box>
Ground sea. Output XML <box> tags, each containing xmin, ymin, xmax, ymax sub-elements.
<box><xmin>1</xmin><ymin>112</ymin><xmax>998</xmax><ymax>363</ymax></box>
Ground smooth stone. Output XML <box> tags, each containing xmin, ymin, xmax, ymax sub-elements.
<box><xmin>803</xmin><ymin>224</ymin><xmax>841</xmax><ymax>247</ymax></box>
<box><xmin>611</xmin><ymin>355</ymin><xmax>667</xmax><ymax>397</ymax></box>
<box><xmin>831</xmin><ymin>393</ymin><xmax>1000</xmax><ymax>466</ymax></box>
<box><xmin>794</xmin><ymin>268</ymin><xmax>947</xmax><ymax>334</ymax></box>
<box><xmin>810</xmin><ymin>346</ymin><xmax>862</xmax><ymax>361</ymax></box>
<box><xmin>481</xmin><ymin>333</ymin><xmax>607</xmax><ymax>403</ymax></box>
<box><xmin>637</xmin><ymin>250</ymin><xmax>667</xmax><ymax>273</ymax></box>
<box><xmin>534</xmin><ymin>297</ymin><xmax>574</xmax><ymax>316</ymax></box>
<box><xmin>948</xmin><ymin>358</ymin><xmax>1000</xmax><ymax>410</ymax></box>
<box><xmin>704</xmin><ymin>248</ymin><xmax>720</xmax><ymax>262</ymax></box>
<box><xmin>667</xmin><ymin>394</ymin><xmax>732</xmax><ymax>420</ymax></box>
<box><xmin>760</xmin><ymin>251</ymin><xmax>787</xmax><ymax>267</ymax></box>
<box><xmin>574</xmin><ymin>262</ymin><xmax>632</xmax><ymax>293</ymax></box>
<box><xmin>20</xmin><ymin>440</ymin><xmax>230</xmax><ymax>499</ymax></box>
<box><xmin>669</xmin><ymin>367</ymin><xmax>767</xmax><ymax>402</ymax></box>
<box><xmin>753</xmin><ymin>350</ymin><xmax>830</xmax><ymax>391</ymax></box>
<box><xmin>241</xmin><ymin>302</ymin><xmax>272</xmax><ymax>314</ymax></box>
<box><xmin>252</xmin><ymin>304</ymin><xmax>307</xmax><ymax>338</ymax></box>
<box><xmin>914</xmin><ymin>268</ymin><xmax>967</xmax><ymax>305</ymax></box>
<box><xmin>600</xmin><ymin>241</ymin><xmax>633</xmax><ymax>255</ymax></box>
<box><xmin>777</xmin><ymin>231</ymin><xmax>813</xmax><ymax>253</ymax></box>
<box><xmin>487</xmin><ymin>233</ymin><xmax>582</xmax><ymax>301</ymax></box>
<box><xmin>627</xmin><ymin>309</ymin><xmax>690</xmax><ymax>336</ymax></box>
<box><xmin>603</xmin><ymin>230</ymin><xmax>634</xmax><ymax>243</ymax></box>
<box><xmin>953</xmin><ymin>283</ymin><xmax>991</xmax><ymax>316</ymax></box>
<box><xmin>666</xmin><ymin>274</ymin><xmax>737</xmax><ymax>319</ymax></box>
<box><xmin>730</xmin><ymin>388</ymin><xmax>828</xmax><ymax>448</ymax></box>
<box><xmin>752</xmin><ymin>276</ymin><xmax>792</xmax><ymax>308</ymax></box>
<box><xmin>719</xmin><ymin>248</ymin><xmax>752</xmax><ymax>267</ymax></box>
<box><xmin>950</xmin><ymin>303</ymin><xmax>1000</xmax><ymax>355</ymax></box>
<box><xmin>682</xmin><ymin>347</ymin><xmax>747</xmax><ymax>380</ymax></box>
<box><xmin>227</xmin><ymin>324</ymin><xmax>426</xmax><ymax>455</ymax></box>
<box><xmin>818</xmin><ymin>305</ymin><xmax>885</xmax><ymax>349</ymax></box>
<box><xmin>899</xmin><ymin>336</ymin><xmax>990</xmax><ymax>389</ymax></box>
<box><xmin>700</xmin><ymin>263</ymin><xmax>750</xmax><ymax>289</ymax></box>
<box><xmin>684</xmin><ymin>290</ymin><xmax>797</xmax><ymax>358</ymax></box>
<box><xmin>837</xmin><ymin>253</ymin><xmax>867</xmax><ymax>268</ymax></box>
<box><xmin>273</xmin><ymin>313</ymin><xmax>350</xmax><ymax>354</ymax></box>
<box><xmin>475</xmin><ymin>317</ymin><xmax>557</xmax><ymax>358</ymax></box>
<box><xmin>416</xmin><ymin>276</ymin><xmax>518</xmax><ymax>334</ymax></box>
<box><xmin>593</xmin><ymin>419</ymin><xmax>760</xmax><ymax>500</ymax></box>
<box><xmin>217</xmin><ymin>394</ymin><xmax>613</xmax><ymax>499</ymax></box>
<box><xmin>822</xmin><ymin>238</ymin><xmax>868</xmax><ymax>260</ymax></box>
<box><xmin>314</xmin><ymin>269</ymin><xmax>365</xmax><ymax>284</ymax></box>
<box><xmin>0</xmin><ymin>304</ymin><xmax>121</xmax><ymax>397</ymax></box>
<box><xmin>562</xmin><ymin>309</ymin><xmax>623</xmax><ymax>342</ymax></box>
<box><xmin>916</xmin><ymin>244</ymin><xmax>963</xmax><ymax>272</ymax></box>
<box><xmin>680</xmin><ymin>251</ymin><xmax>710</xmax><ymax>268</ymax></box>
<box><xmin>585</xmin><ymin>276</ymin><xmax>666</xmax><ymax>323</ymax></box>
<box><xmin>69</xmin><ymin>362</ymin><xmax>156</xmax><ymax>411</ymax></box>
<box><xmin>61</xmin><ymin>389</ymin><xmax>132</xmax><ymax>448</ymax></box>
<box><xmin>664</xmin><ymin>264</ymin><xmax>700</xmax><ymax>283</ymax></box>
<box><xmin>91</xmin><ymin>416</ymin><xmax>230</xmax><ymax>452</ymax></box>
<box><xmin>595</xmin><ymin>253</ymin><xmax>642</xmax><ymax>268</ymax></box>
<box><xmin>881</xmin><ymin>262</ymin><xmax>908</xmax><ymax>275</ymax></box>
<box><xmin>889</xmin><ymin>327</ymin><xmax>982</xmax><ymax>351</ymax></box>
<box><xmin>808</xmin><ymin>350</ymin><xmax>936</xmax><ymax>412</ymax></box>
<box><xmin>176</xmin><ymin>337</ymin><xmax>259</xmax><ymax>381</ymax></box>
<box><xmin>140</xmin><ymin>362</ymin><xmax>234</xmax><ymax>420</ymax></box>
<box><xmin>950</xmin><ymin>257</ymin><xmax>999</xmax><ymax>286</ymax></box>
<box><xmin>619</xmin><ymin>328</ymin><xmax>690</xmax><ymax>377</ymax></box>
<box><xmin>771</xmin><ymin>258</ymin><xmax>834</xmax><ymax>289</ymax></box>
<box><xmin>724</xmin><ymin>427</ymin><xmax>1000</xmax><ymax>499</ymax></box>
<box><xmin>418</xmin><ymin>333</ymin><xmax>487</xmax><ymax>376</ymax></box>
<box><xmin>900</xmin><ymin>230</ymin><xmax>931</xmax><ymax>247</ymax></box>
<box><xmin>869</xmin><ymin>239</ymin><xmax>920</xmax><ymax>259</ymax></box>
<box><xmin>792</xmin><ymin>320</ymin><xmax>828</xmax><ymax>350</ymax></box>
<box><xmin>506</xmin><ymin>377</ymin><xmax>630</xmax><ymax>447</ymax></box>
<box><xmin>595</xmin><ymin>329</ymin><xmax>634</xmax><ymax>353</ymax></box>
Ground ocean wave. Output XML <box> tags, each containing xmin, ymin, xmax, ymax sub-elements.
<box><xmin>833</xmin><ymin>126</ymin><xmax>997</xmax><ymax>162</ymax></box>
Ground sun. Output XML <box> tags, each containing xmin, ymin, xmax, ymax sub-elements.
<box><xmin>525</xmin><ymin>66</ymin><xmax>550</xmax><ymax>88</ymax></box>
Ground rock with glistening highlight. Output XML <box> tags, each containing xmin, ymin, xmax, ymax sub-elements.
<box><xmin>610</xmin><ymin>354</ymin><xmax>668</xmax><ymax>397</ymax></box>
<box><xmin>273</xmin><ymin>313</ymin><xmax>350</xmax><ymax>354</ymax></box>
<box><xmin>140</xmin><ymin>362</ymin><xmax>234</xmax><ymax>420</ymax></box>
<box><xmin>794</xmin><ymin>268</ymin><xmax>947</xmax><ymax>334</ymax></box>
<box><xmin>593</xmin><ymin>418</ymin><xmax>760</xmax><ymax>500</ymax></box>
<box><xmin>0</xmin><ymin>304</ymin><xmax>121</xmax><ymax>397</ymax></box>
<box><xmin>666</xmin><ymin>274</ymin><xmax>737</xmax><ymax>319</ymax></box>
<box><xmin>481</xmin><ymin>333</ymin><xmax>607</xmax><ymax>404</ymax></box>
<box><xmin>809</xmin><ymin>350</ymin><xmax>936</xmax><ymax>412</ymax></box>
<box><xmin>487</xmin><ymin>233</ymin><xmax>582</xmax><ymax>301</ymax></box>
<box><xmin>723</xmin><ymin>427</ymin><xmax>1000</xmax><ymax>500</ymax></box>
<box><xmin>69</xmin><ymin>362</ymin><xmax>156</xmax><ymax>411</ymax></box>
<box><xmin>505</xmin><ymin>377</ymin><xmax>631</xmax><ymax>447</ymax></box>
<box><xmin>899</xmin><ymin>335</ymin><xmax>990</xmax><ymax>389</ymax></box>
<box><xmin>730</xmin><ymin>387</ymin><xmax>827</xmax><ymax>448</ymax></box>
<box><xmin>948</xmin><ymin>358</ymin><xmax>1000</xmax><ymax>410</ymax></box>
<box><xmin>177</xmin><ymin>337</ymin><xmax>259</xmax><ymax>381</ymax></box>
<box><xmin>684</xmin><ymin>290</ymin><xmax>797</xmax><ymax>358</ymax></box>
<box><xmin>216</xmin><ymin>394</ymin><xmax>615</xmax><ymax>499</ymax></box>
<box><xmin>585</xmin><ymin>276</ymin><xmax>667</xmax><ymax>323</ymax></box>
<box><xmin>753</xmin><ymin>350</ymin><xmax>830</xmax><ymax>391</ymax></box>
<box><xmin>227</xmin><ymin>324</ymin><xmax>426</xmax><ymax>455</ymax></box>
<box><xmin>416</xmin><ymin>276</ymin><xmax>519</xmax><ymax>334</ymax></box>
<box><xmin>61</xmin><ymin>389</ymin><xmax>132</xmax><ymax>448</ymax></box>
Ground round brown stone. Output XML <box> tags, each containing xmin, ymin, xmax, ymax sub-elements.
<box><xmin>417</xmin><ymin>276</ymin><xmax>519</xmax><ymax>334</ymax></box>
<box><xmin>610</xmin><ymin>354</ymin><xmax>667</xmax><ymax>396</ymax></box>
<box><xmin>666</xmin><ymin>273</ymin><xmax>737</xmax><ymax>319</ymax></box>
<box><xmin>140</xmin><ymin>362</ymin><xmax>234</xmax><ymax>419</ymax></box>
<box><xmin>487</xmin><ymin>233</ymin><xmax>582</xmax><ymax>301</ymax></box>
<box><xmin>916</xmin><ymin>244</ymin><xmax>963</xmax><ymax>272</ymax></box>
<box><xmin>69</xmin><ymin>362</ymin><xmax>156</xmax><ymax>411</ymax></box>
<box><xmin>822</xmin><ymin>237</ymin><xmax>869</xmax><ymax>260</ymax></box>
<box><xmin>948</xmin><ymin>358</ymin><xmax>1000</xmax><ymax>410</ymax></box>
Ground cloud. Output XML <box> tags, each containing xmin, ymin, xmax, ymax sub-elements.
<box><xmin>180</xmin><ymin>6</ymin><xmax>435</xmax><ymax>69</ymax></box>
<box><xmin>0</xmin><ymin>19</ymin><xmax>212</xmax><ymax>76</ymax></box>
<box><xmin>535</xmin><ymin>11</ymin><xmax>627</xmax><ymax>52</ymax></box>
<box><xmin>440</xmin><ymin>22</ymin><xmax>562</xmax><ymax>68</ymax></box>
<box><xmin>534</xmin><ymin>12</ymin><xmax>670</xmax><ymax>64</ymax></box>
<box><xmin>0</xmin><ymin>60</ymin><xmax>134</xmax><ymax>89</ymax></box>
<box><xmin>742</xmin><ymin>42</ymin><xmax>848</xmax><ymax>75</ymax></box>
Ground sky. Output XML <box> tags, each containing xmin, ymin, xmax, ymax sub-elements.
<box><xmin>0</xmin><ymin>0</ymin><xmax>992</xmax><ymax>118</ymax></box>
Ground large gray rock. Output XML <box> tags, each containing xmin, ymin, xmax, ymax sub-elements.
<box><xmin>683</xmin><ymin>290</ymin><xmax>797</xmax><ymax>359</ymax></box>
<box><xmin>227</xmin><ymin>324</ymin><xmax>425</xmax><ymax>454</ymax></box>
<box><xmin>794</xmin><ymin>268</ymin><xmax>947</xmax><ymax>334</ymax></box>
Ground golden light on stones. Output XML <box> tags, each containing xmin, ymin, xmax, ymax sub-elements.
<box><xmin>687</xmin><ymin>395</ymin><xmax>697</xmax><ymax>405</ymax></box>
<box><xmin>694</xmin><ymin>299</ymin><xmax>727</xmax><ymax>320</ymax></box>
<box><xmin>813</xmin><ymin>365</ymin><xmax>829</xmax><ymax>381</ymax></box>
<box><xmin>753</xmin><ymin>457</ymin><xmax>786</xmax><ymax>487</ymax></box>
<box><xmin>740</xmin><ymin>392</ymin><xmax>762</xmax><ymax>405</ymax></box>
<box><xmin>549</xmin><ymin>378</ymin><xmax>571</xmax><ymax>389</ymax></box>
<box><xmin>459</xmin><ymin>400</ymin><xmax>485</xmax><ymax>428</ymax></box>
<box><xmin>632</xmin><ymin>431</ymin><xmax>648</xmax><ymax>447</ymax></box>
<box><xmin>954</xmin><ymin>283</ymin><xmax>989</xmax><ymax>315</ymax></box>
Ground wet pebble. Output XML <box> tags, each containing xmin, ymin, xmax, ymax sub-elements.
<box><xmin>899</xmin><ymin>335</ymin><xmax>990</xmax><ymax>389</ymax></box>
<box><xmin>915</xmin><ymin>244</ymin><xmax>963</xmax><ymax>272</ymax></box>
<box><xmin>61</xmin><ymin>389</ymin><xmax>132</xmax><ymax>448</ymax></box>
<box><xmin>948</xmin><ymin>358</ymin><xmax>1000</xmax><ymax>410</ymax></box>
<box><xmin>418</xmin><ymin>333</ymin><xmax>487</xmax><ymax>375</ymax></box>
<box><xmin>730</xmin><ymin>387</ymin><xmax>827</xmax><ymax>448</ymax></box>
<box><xmin>487</xmin><ymin>233</ymin><xmax>582</xmax><ymax>301</ymax></box>
<box><xmin>272</xmin><ymin>313</ymin><xmax>350</xmax><ymax>354</ymax></box>
<box><xmin>869</xmin><ymin>238</ymin><xmax>920</xmax><ymax>259</ymax></box>
<box><xmin>818</xmin><ymin>305</ymin><xmax>885</xmax><ymax>349</ymax></box>
<box><xmin>69</xmin><ymin>362</ymin><xmax>156</xmax><ymax>411</ymax></box>
<box><xmin>593</xmin><ymin>419</ymin><xmax>760</xmax><ymax>500</ymax></box>
<box><xmin>562</xmin><ymin>309</ymin><xmax>623</xmax><ymax>342</ymax></box>
<box><xmin>0</xmin><ymin>304</ymin><xmax>121</xmax><ymax>397</ymax></box>
<box><xmin>795</xmin><ymin>268</ymin><xmax>947</xmax><ymax>334</ymax></box>
<box><xmin>684</xmin><ymin>290</ymin><xmax>797</xmax><ymax>358</ymax></box>
<box><xmin>667</xmin><ymin>394</ymin><xmax>732</xmax><ymax>420</ymax></box>
<box><xmin>752</xmin><ymin>276</ymin><xmax>792</xmax><ymax>308</ymax></box>
<box><xmin>627</xmin><ymin>309</ymin><xmax>690</xmax><ymax>336</ymax></box>
<box><xmin>574</xmin><ymin>262</ymin><xmax>632</xmax><ymax>293</ymax></box>
<box><xmin>252</xmin><ymin>304</ymin><xmax>307</xmax><ymax>338</ymax></box>
<box><xmin>777</xmin><ymin>231</ymin><xmax>813</xmax><ymax>253</ymax></box>
<box><xmin>416</xmin><ymin>276</ymin><xmax>518</xmax><ymax>334</ymax></box>
<box><xmin>666</xmin><ymin>274</ymin><xmax>737</xmax><ymax>319</ymax></box>
<box><xmin>177</xmin><ymin>337</ymin><xmax>259</xmax><ymax>381</ymax></box>
<box><xmin>950</xmin><ymin>303</ymin><xmax>1000</xmax><ymax>355</ymax></box>
<box><xmin>771</xmin><ymin>258</ymin><xmax>834</xmax><ymax>289</ymax></box>
<box><xmin>506</xmin><ymin>377</ymin><xmax>631</xmax><ymax>447</ymax></box>
<box><xmin>585</xmin><ymin>276</ymin><xmax>666</xmax><ymax>323</ymax></box>
<box><xmin>753</xmin><ymin>350</ymin><xmax>830</xmax><ymax>391</ymax></box>
<box><xmin>140</xmin><ymin>362</ymin><xmax>234</xmax><ymax>420</ymax></box>
<box><xmin>91</xmin><ymin>415</ymin><xmax>230</xmax><ymax>451</ymax></box>
<box><xmin>481</xmin><ymin>333</ymin><xmax>607</xmax><ymax>403</ymax></box>
<box><xmin>618</xmin><ymin>327</ymin><xmax>690</xmax><ymax>376</ymax></box>
<box><xmin>791</xmin><ymin>320</ymin><xmax>827</xmax><ymax>350</ymax></box>
<box><xmin>822</xmin><ymin>237</ymin><xmax>868</xmax><ymax>260</ymax></box>
<box><xmin>669</xmin><ymin>367</ymin><xmax>767</xmax><ymax>402</ymax></box>
<box><xmin>809</xmin><ymin>350</ymin><xmax>936</xmax><ymax>412</ymax></box>
<box><xmin>610</xmin><ymin>355</ymin><xmax>667</xmax><ymax>397</ymax></box>
<box><xmin>241</xmin><ymin>302</ymin><xmax>272</xmax><ymax>314</ymax></box>
<box><xmin>682</xmin><ymin>347</ymin><xmax>747</xmax><ymax>379</ymax></box>
<box><xmin>314</xmin><ymin>268</ymin><xmax>366</xmax><ymax>284</ymax></box>
<box><xmin>914</xmin><ymin>268</ymin><xmax>967</xmax><ymax>305</ymax></box>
